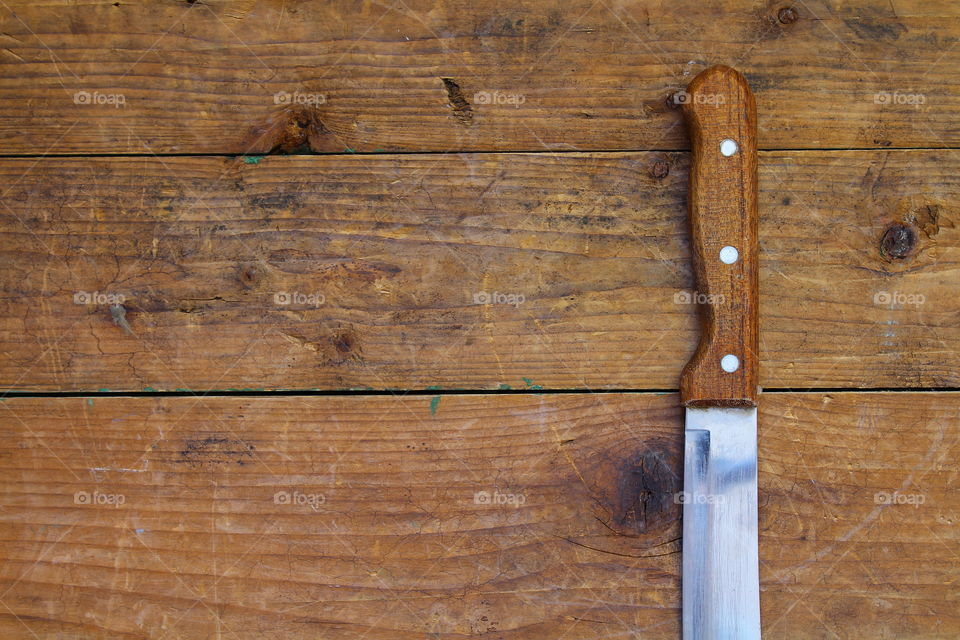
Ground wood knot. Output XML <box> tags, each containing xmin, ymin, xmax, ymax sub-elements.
<box><xmin>649</xmin><ymin>160</ymin><xmax>670</xmax><ymax>180</ymax></box>
<box><xmin>880</xmin><ymin>223</ymin><xmax>917</xmax><ymax>260</ymax></box>
<box><xmin>276</xmin><ymin>109</ymin><xmax>322</xmax><ymax>153</ymax></box>
<box><xmin>615</xmin><ymin>444</ymin><xmax>679</xmax><ymax>533</ymax></box>
<box><xmin>238</xmin><ymin>264</ymin><xmax>259</xmax><ymax>288</ymax></box>
<box><xmin>777</xmin><ymin>6</ymin><xmax>799</xmax><ymax>24</ymax></box>
<box><xmin>566</xmin><ymin>433</ymin><xmax>682</xmax><ymax>545</ymax></box>
<box><xmin>243</xmin><ymin>105</ymin><xmax>334</xmax><ymax>154</ymax></box>
<box><xmin>332</xmin><ymin>329</ymin><xmax>361</xmax><ymax>361</ymax></box>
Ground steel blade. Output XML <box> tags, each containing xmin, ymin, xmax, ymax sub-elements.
<box><xmin>683</xmin><ymin>406</ymin><xmax>761</xmax><ymax>640</ymax></box>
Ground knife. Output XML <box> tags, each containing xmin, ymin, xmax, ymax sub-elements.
<box><xmin>679</xmin><ymin>65</ymin><xmax>761</xmax><ymax>639</ymax></box>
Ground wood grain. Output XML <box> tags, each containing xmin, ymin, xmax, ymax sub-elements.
<box><xmin>0</xmin><ymin>150</ymin><xmax>956</xmax><ymax>392</ymax></box>
<box><xmin>680</xmin><ymin>65</ymin><xmax>759</xmax><ymax>407</ymax></box>
<box><xmin>0</xmin><ymin>4</ymin><xmax>955</xmax><ymax>639</ymax></box>
<box><xmin>0</xmin><ymin>0</ymin><xmax>957</xmax><ymax>154</ymax></box>
<box><xmin>0</xmin><ymin>392</ymin><xmax>955</xmax><ymax>638</ymax></box>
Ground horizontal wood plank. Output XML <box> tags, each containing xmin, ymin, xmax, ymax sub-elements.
<box><xmin>0</xmin><ymin>150</ymin><xmax>956</xmax><ymax>392</ymax></box>
<box><xmin>0</xmin><ymin>0</ymin><xmax>957</xmax><ymax>153</ymax></box>
<box><xmin>0</xmin><ymin>392</ymin><xmax>955</xmax><ymax>638</ymax></box>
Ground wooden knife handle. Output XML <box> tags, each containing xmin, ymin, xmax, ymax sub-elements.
<box><xmin>679</xmin><ymin>65</ymin><xmax>759</xmax><ymax>408</ymax></box>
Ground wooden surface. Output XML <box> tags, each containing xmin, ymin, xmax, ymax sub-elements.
<box><xmin>0</xmin><ymin>150</ymin><xmax>956</xmax><ymax>392</ymax></box>
<box><xmin>0</xmin><ymin>0</ymin><xmax>957</xmax><ymax>154</ymax></box>
<box><xmin>680</xmin><ymin>65</ymin><xmax>759</xmax><ymax>407</ymax></box>
<box><xmin>0</xmin><ymin>392</ymin><xmax>956</xmax><ymax>639</ymax></box>
<box><xmin>0</xmin><ymin>0</ymin><xmax>958</xmax><ymax>637</ymax></box>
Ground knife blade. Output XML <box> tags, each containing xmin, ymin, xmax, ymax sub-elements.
<box><xmin>679</xmin><ymin>65</ymin><xmax>761</xmax><ymax>640</ymax></box>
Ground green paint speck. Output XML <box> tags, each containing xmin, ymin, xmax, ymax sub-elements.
<box><xmin>143</xmin><ymin>387</ymin><xmax>157</xmax><ymax>392</ymax></box>
<box><xmin>243</xmin><ymin>156</ymin><xmax>264</xmax><ymax>165</ymax></box>
<box><xmin>521</xmin><ymin>377</ymin><xmax>543</xmax><ymax>391</ymax></box>
<box><xmin>430</xmin><ymin>396</ymin><xmax>441</xmax><ymax>416</ymax></box>
<box><xmin>87</xmin><ymin>398</ymin><xmax>94</xmax><ymax>406</ymax></box>
<box><xmin>498</xmin><ymin>383</ymin><xmax>512</xmax><ymax>390</ymax></box>
<box><xmin>344</xmin><ymin>148</ymin><xmax>356</xmax><ymax>153</ymax></box>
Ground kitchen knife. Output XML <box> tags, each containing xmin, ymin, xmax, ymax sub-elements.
<box><xmin>679</xmin><ymin>65</ymin><xmax>761</xmax><ymax>640</ymax></box>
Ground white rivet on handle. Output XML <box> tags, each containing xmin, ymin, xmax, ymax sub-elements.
<box><xmin>721</xmin><ymin>354</ymin><xmax>740</xmax><ymax>373</ymax></box>
<box><xmin>719</xmin><ymin>245</ymin><xmax>739</xmax><ymax>264</ymax></box>
<box><xmin>720</xmin><ymin>138</ymin><xmax>739</xmax><ymax>156</ymax></box>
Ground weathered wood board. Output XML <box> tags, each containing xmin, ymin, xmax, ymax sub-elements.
<box><xmin>0</xmin><ymin>392</ymin><xmax>955</xmax><ymax>639</ymax></box>
<box><xmin>0</xmin><ymin>151</ymin><xmax>955</xmax><ymax>392</ymax></box>
<box><xmin>1</xmin><ymin>1</ymin><xmax>957</xmax><ymax>638</ymax></box>
<box><xmin>0</xmin><ymin>0</ymin><xmax>956</xmax><ymax>154</ymax></box>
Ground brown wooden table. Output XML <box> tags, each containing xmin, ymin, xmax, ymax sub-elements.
<box><xmin>0</xmin><ymin>1</ymin><xmax>956</xmax><ymax>638</ymax></box>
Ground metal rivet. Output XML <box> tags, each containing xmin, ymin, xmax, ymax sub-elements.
<box><xmin>719</xmin><ymin>245</ymin><xmax>739</xmax><ymax>264</ymax></box>
<box><xmin>721</xmin><ymin>354</ymin><xmax>740</xmax><ymax>373</ymax></box>
<box><xmin>720</xmin><ymin>139</ymin><xmax>738</xmax><ymax>156</ymax></box>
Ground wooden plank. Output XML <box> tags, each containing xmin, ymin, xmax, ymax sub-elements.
<box><xmin>0</xmin><ymin>0</ymin><xmax>957</xmax><ymax>154</ymax></box>
<box><xmin>0</xmin><ymin>392</ymin><xmax>955</xmax><ymax>638</ymax></box>
<box><xmin>1</xmin><ymin>150</ymin><xmax>956</xmax><ymax>392</ymax></box>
